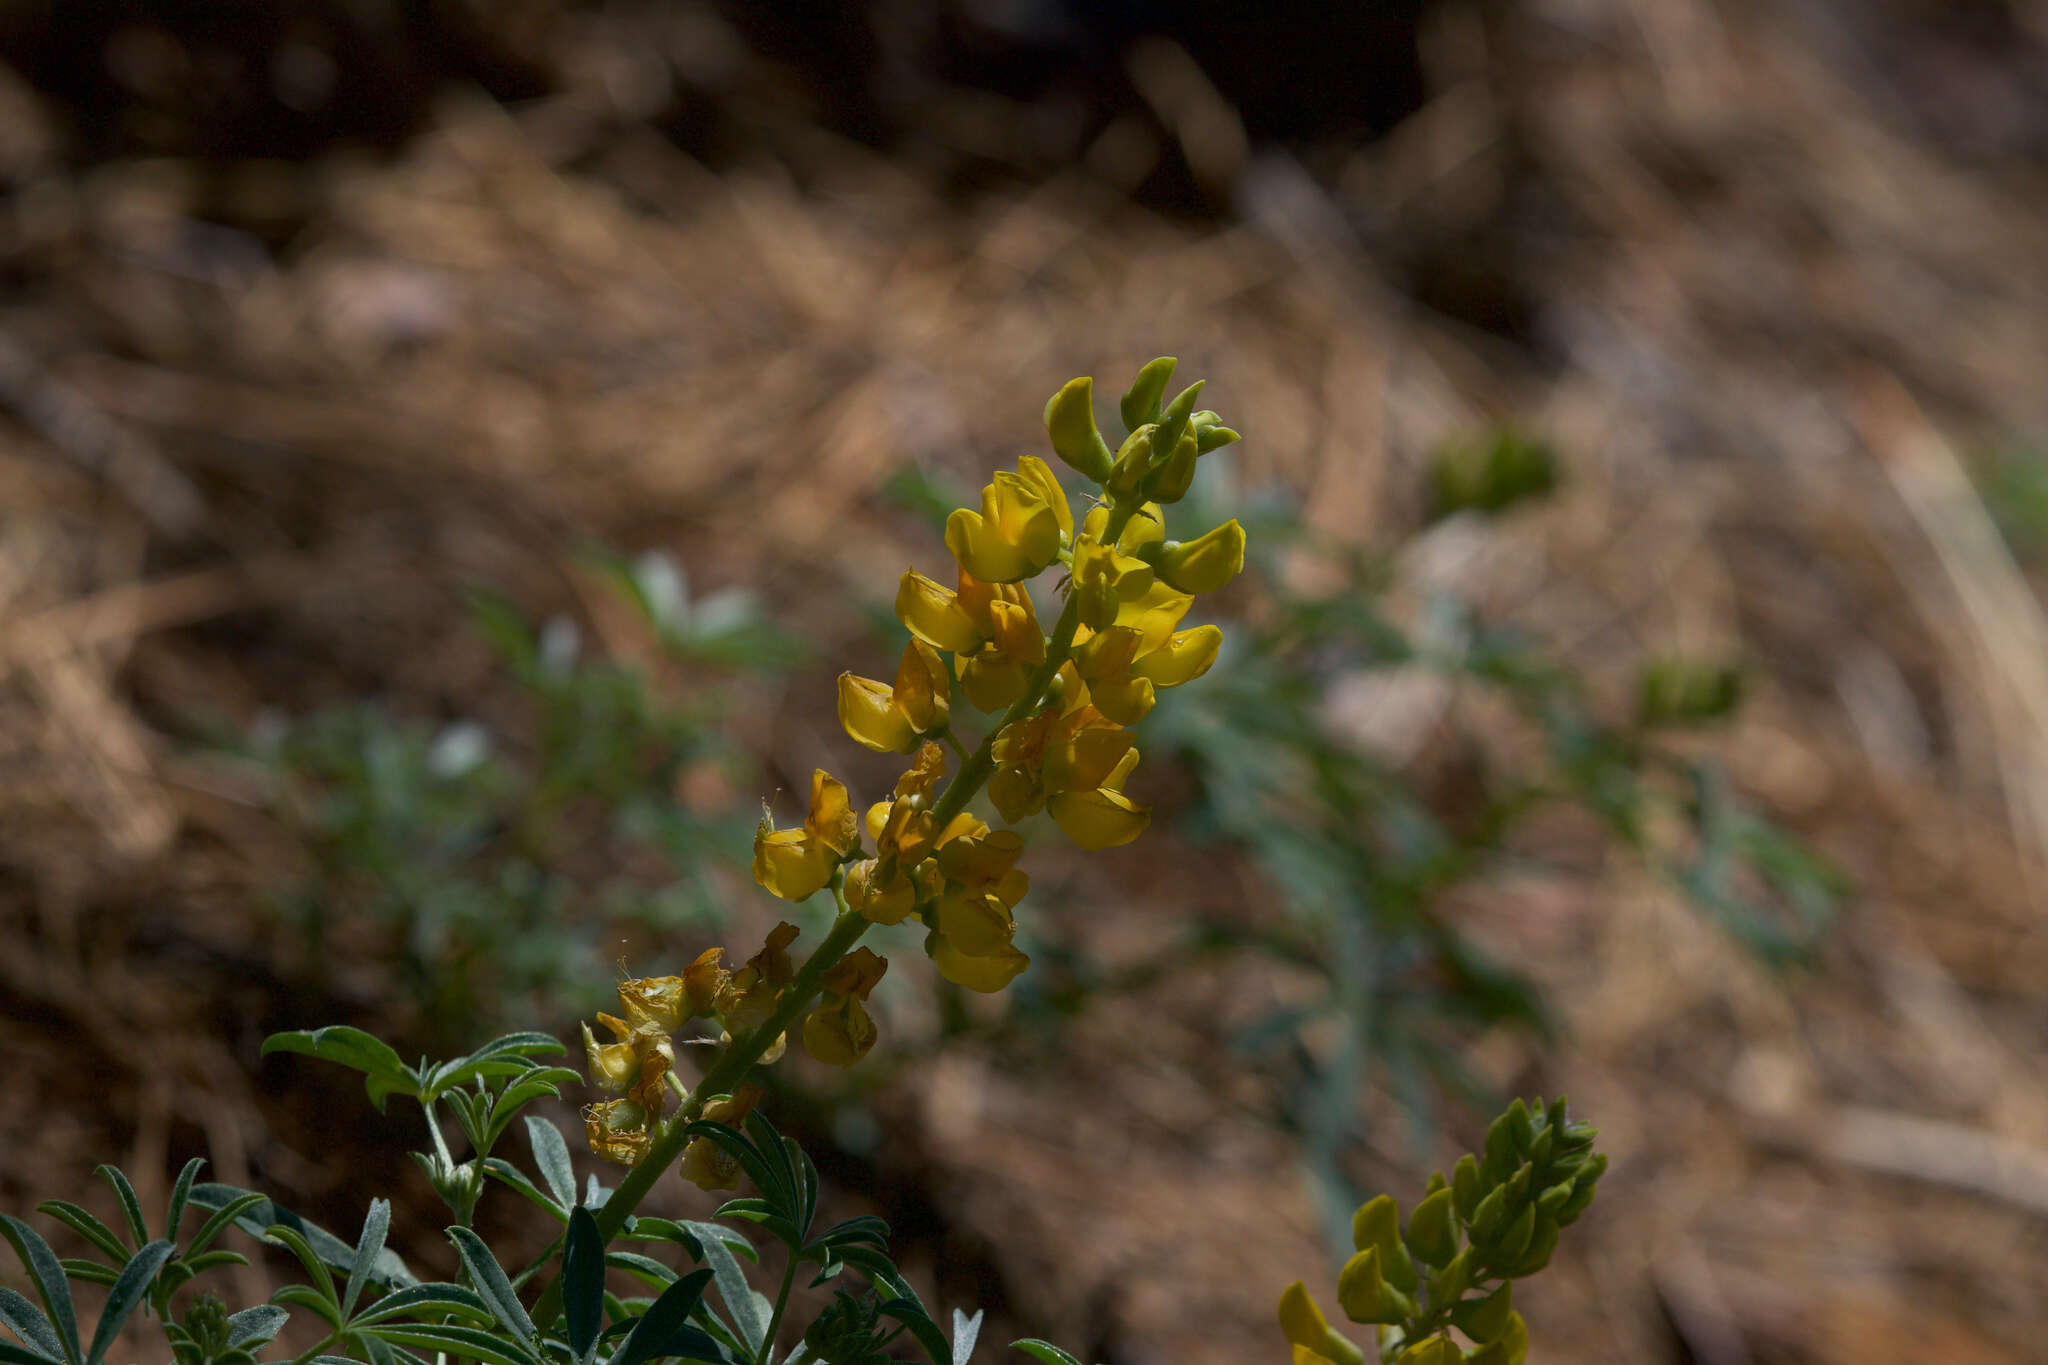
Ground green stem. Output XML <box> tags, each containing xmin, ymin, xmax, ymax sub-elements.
<box><xmin>531</xmin><ymin>500</ymin><xmax>1131</xmax><ymax>1329</ymax></box>
<box><xmin>755</xmin><ymin>1249</ymin><xmax>802</xmax><ymax>1365</ymax></box>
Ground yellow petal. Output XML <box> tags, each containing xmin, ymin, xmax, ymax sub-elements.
<box><xmin>987</xmin><ymin>763</ymin><xmax>1043</xmax><ymax>824</ymax></box>
<box><xmin>896</xmin><ymin>741</ymin><xmax>947</xmax><ymax>799</ymax></box>
<box><xmin>930</xmin><ymin>935</ymin><xmax>1030</xmax><ymax>993</ymax></box>
<box><xmin>986</xmin><ymin>598</ymin><xmax>1045</xmax><ymax>664</ymax></box>
<box><xmin>821</xmin><ymin>947</ymin><xmax>889</xmax><ymax>1000</ymax></box>
<box><xmin>895</xmin><ymin>570</ymin><xmax>983</xmax><ymax>652</ymax></box>
<box><xmin>959</xmin><ymin>652</ymin><xmax>1031</xmax><ymax>712</ymax></box>
<box><xmin>936</xmin><ymin>828</ymin><xmax>1025</xmax><ymax>886</ymax></box>
<box><xmin>752</xmin><ymin>827</ymin><xmax>835</xmax><ymax>901</ymax></box>
<box><xmin>1116</xmin><ymin>581</ymin><xmax>1196</xmax><ymax>652</ymax></box>
<box><xmin>903</xmin><ymin>639</ymin><xmax>952</xmax><ymax>734</ymax></box>
<box><xmin>1014</xmin><ymin>455</ymin><xmax>1073</xmax><ymax>542</ymax></box>
<box><xmin>1048</xmin><ymin>786</ymin><xmax>1150</xmax><ymax>849</ymax></box>
<box><xmin>801</xmin><ymin>998</ymin><xmax>878</xmax><ymax>1067</ymax></box>
<box><xmin>1155</xmin><ymin>519</ymin><xmax>1245</xmax><ymax>595</ymax></box>
<box><xmin>585</xmin><ymin>1099</ymin><xmax>653</xmax><ymax>1166</ymax></box>
<box><xmin>1119</xmin><ymin>502</ymin><xmax>1166</xmax><ymax>555</ymax></box>
<box><xmin>1132</xmin><ymin>625</ymin><xmax>1221</xmax><ymax>687</ymax></box>
<box><xmin>844</xmin><ymin>858</ymin><xmax>917</xmax><ymax>924</ymax></box>
<box><xmin>838</xmin><ymin>672</ymin><xmax>919</xmax><ymax>753</ymax></box>
<box><xmin>1044</xmin><ymin>724</ymin><xmax>1134</xmax><ymax>795</ymax></box>
<box><xmin>933</xmin><ymin>888</ymin><xmax>1016</xmax><ymax>956</ymax></box>
<box><xmin>1086</xmin><ymin>674</ymin><xmax>1155</xmax><ymax>727</ymax></box>
<box><xmin>806</xmin><ymin>769</ymin><xmax>860</xmax><ymax>855</ymax></box>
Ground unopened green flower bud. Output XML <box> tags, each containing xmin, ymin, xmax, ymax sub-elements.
<box><xmin>1527</xmin><ymin>1124</ymin><xmax>1554</xmax><ymax>1167</ymax></box>
<box><xmin>1152</xmin><ymin>380</ymin><xmax>1205</xmax><ymax>460</ymax></box>
<box><xmin>1451</xmin><ymin>1154</ymin><xmax>1481</xmax><ymax>1221</ymax></box>
<box><xmin>1352</xmin><ymin>1194</ymin><xmax>1400</xmax><ymax>1254</ymax></box>
<box><xmin>1197</xmin><ymin>423</ymin><xmax>1241</xmax><ymax>453</ymax></box>
<box><xmin>1155</xmin><ymin>520</ymin><xmax>1245</xmax><ymax>594</ymax></box>
<box><xmin>1142</xmin><ymin>432</ymin><xmax>1199</xmax><ymax>503</ymax></box>
<box><xmin>1504</xmin><ymin>1098</ymin><xmax>1533</xmax><ymax>1152</ymax></box>
<box><xmin>1493</xmin><ymin>1202</ymin><xmax>1536</xmax><ymax>1264</ymax></box>
<box><xmin>1503</xmin><ymin>1163</ymin><xmax>1532</xmax><ymax>1208</ymax></box>
<box><xmin>1108</xmin><ymin>424</ymin><xmax>1156</xmax><ymax>497</ymax></box>
<box><xmin>1395</xmin><ymin>1338</ymin><xmax>1458</xmax><ymax>1365</ymax></box>
<box><xmin>1470</xmin><ymin>1185</ymin><xmax>1507</xmax><ymax>1241</ymax></box>
<box><xmin>1043</xmin><ymin>377</ymin><xmax>1115</xmax><ymax>482</ymax></box>
<box><xmin>1335</xmin><ymin>1246</ymin><xmax>1384</xmax><ymax>1323</ymax></box>
<box><xmin>1536</xmin><ymin>1180</ymin><xmax>1574</xmax><ymax>1216</ymax></box>
<box><xmin>1512</xmin><ymin>1214</ymin><xmax>1560</xmax><ymax>1276</ymax></box>
<box><xmin>1465</xmin><ymin>1312</ymin><xmax>1529</xmax><ymax>1365</ymax></box>
<box><xmin>1451</xmin><ymin>1280</ymin><xmax>1514</xmax><ymax>1343</ymax></box>
<box><xmin>1405</xmin><ymin>1188</ymin><xmax>1458</xmax><ymax>1267</ymax></box>
<box><xmin>1120</xmin><ymin>357</ymin><xmax>1177</xmax><ymax>433</ymax></box>
<box><xmin>1482</xmin><ymin>1113</ymin><xmax>1518</xmax><ymax>1183</ymax></box>
<box><xmin>1429</xmin><ymin>1245</ymin><xmax>1475</xmax><ymax>1306</ymax></box>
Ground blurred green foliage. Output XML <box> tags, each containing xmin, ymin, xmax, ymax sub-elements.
<box><xmin>239</xmin><ymin>552</ymin><xmax>801</xmax><ymax>1044</ymax></box>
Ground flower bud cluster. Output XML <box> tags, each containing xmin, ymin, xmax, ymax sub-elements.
<box><xmin>1279</xmin><ymin>1096</ymin><xmax>1606</xmax><ymax>1365</ymax></box>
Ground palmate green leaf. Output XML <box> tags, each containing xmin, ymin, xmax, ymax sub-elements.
<box><xmin>951</xmin><ymin>1309</ymin><xmax>983</xmax><ymax>1365</ymax></box>
<box><xmin>482</xmin><ymin>1160</ymin><xmax>568</xmax><ymax>1224</ymax></box>
<box><xmin>525</xmin><ymin>1116</ymin><xmax>579</xmax><ymax>1212</ymax></box>
<box><xmin>362</xmin><ymin>1322</ymin><xmax>541</xmax><ymax>1365</ymax></box>
<box><xmin>85</xmin><ymin>1240</ymin><xmax>172</xmax><ymax>1365</ymax></box>
<box><xmin>486</xmin><ymin>1070</ymin><xmax>583</xmax><ymax>1151</ymax></box>
<box><xmin>1009</xmin><ymin>1341</ymin><xmax>1085</xmax><ymax>1365</ymax></box>
<box><xmin>347</xmin><ymin>1283</ymin><xmax>492</xmax><ymax>1328</ymax></box>
<box><xmin>30</xmin><ymin>1206</ymin><xmax>124</xmax><ymax>1267</ymax></box>
<box><xmin>272</xmin><ymin>1286</ymin><xmax>343</xmax><ymax>1332</ymax></box>
<box><xmin>165</xmin><ymin>1159</ymin><xmax>205</xmax><ymax>1247</ymax></box>
<box><xmin>0</xmin><ymin>1345</ymin><xmax>58</xmax><ymax>1365</ymax></box>
<box><xmin>49</xmin><ymin>1267</ymin><xmax>111</xmax><ymax>1292</ymax></box>
<box><xmin>562</xmin><ymin>1208</ymin><xmax>603</xmax><ymax>1363</ymax></box>
<box><xmin>1</xmin><ymin>1215</ymin><xmax>81</xmax><ymax>1365</ymax></box>
<box><xmin>605</xmin><ymin>1269</ymin><xmax>715</xmax><ymax>1365</ymax></box>
<box><xmin>181</xmin><ymin>1191</ymin><xmax>266</xmax><ymax>1260</ymax></box>
<box><xmin>877</xmin><ymin>1301</ymin><xmax>949</xmax><ymax>1365</ymax></box>
<box><xmin>341</xmin><ymin>1201</ymin><xmax>392</xmax><ymax>1322</ymax></box>
<box><xmin>446</xmin><ymin>1227</ymin><xmax>537</xmax><ymax>1347</ymax></box>
<box><xmin>681</xmin><ymin>1122</ymin><xmax>791</xmax><ymax>1230</ymax></box>
<box><xmin>263</xmin><ymin>1226</ymin><xmax>341</xmax><ymax>1311</ymax></box>
<box><xmin>421</xmin><ymin>1033</ymin><xmax>566</xmax><ymax>1102</ymax></box>
<box><xmin>0</xmin><ymin>1287</ymin><xmax>64</xmax><ymax>1363</ymax></box>
<box><xmin>187</xmin><ymin>1186</ymin><xmax>415</xmax><ymax>1291</ymax></box>
<box><xmin>91</xmin><ymin>1169</ymin><xmax>147</xmax><ymax>1252</ymax></box>
<box><xmin>224</xmin><ymin>1305</ymin><xmax>289</xmax><ymax>1349</ymax></box>
<box><xmin>261</xmin><ymin>1028</ymin><xmax>419</xmax><ymax>1111</ymax></box>
<box><xmin>676</xmin><ymin>1222</ymin><xmax>768</xmax><ymax>1357</ymax></box>
<box><xmin>600</xmin><ymin>1253</ymin><xmax>675</xmax><ymax>1292</ymax></box>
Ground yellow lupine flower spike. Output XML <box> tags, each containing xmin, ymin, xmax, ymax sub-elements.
<box><xmin>1277</xmin><ymin>1283</ymin><xmax>1365</xmax><ymax>1365</ymax></box>
<box><xmin>945</xmin><ymin>465</ymin><xmax>1063</xmax><ymax>582</ymax></box>
<box><xmin>838</xmin><ymin>639</ymin><xmax>951</xmax><ymax>753</ymax></box>
<box><xmin>1130</xmin><ymin>624</ymin><xmax>1221</xmax><ymax>687</ymax></box>
<box><xmin>753</xmin><ymin>769</ymin><xmax>859</xmax><ymax>901</ymax></box>
<box><xmin>1071</xmin><ymin>539</ymin><xmax>1155</xmax><ymax>632</ymax></box>
<box><xmin>802</xmin><ymin>947</ymin><xmax>888</xmax><ymax>1067</ymax></box>
<box><xmin>1048</xmin><ymin>744</ymin><xmax>1148</xmax><ymax>850</ymax></box>
<box><xmin>616</xmin><ymin>948</ymin><xmax>729</xmax><ymax>1033</ymax></box>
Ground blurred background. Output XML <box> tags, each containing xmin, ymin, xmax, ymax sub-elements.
<box><xmin>4</xmin><ymin>1</ymin><xmax>2048</xmax><ymax>1361</ymax></box>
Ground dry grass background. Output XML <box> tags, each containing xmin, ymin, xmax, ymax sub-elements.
<box><xmin>5</xmin><ymin>1</ymin><xmax>2048</xmax><ymax>1361</ymax></box>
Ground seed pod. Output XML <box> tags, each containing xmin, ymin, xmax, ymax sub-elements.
<box><xmin>1405</xmin><ymin>1189</ymin><xmax>1458</xmax><ymax>1268</ymax></box>
<box><xmin>1451</xmin><ymin>1154</ymin><xmax>1481</xmax><ymax>1222</ymax></box>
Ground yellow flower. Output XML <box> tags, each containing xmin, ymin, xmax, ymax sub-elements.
<box><xmin>584</xmin><ymin>1098</ymin><xmax>653</xmax><ymax>1166</ymax></box>
<box><xmin>838</xmin><ymin>639</ymin><xmax>951</xmax><ymax>753</ymax></box>
<box><xmin>616</xmin><ymin>948</ymin><xmax>728</xmax><ymax>1033</ymax></box>
<box><xmin>944</xmin><ymin>460</ymin><xmax>1065</xmax><ymax>583</ymax></box>
<box><xmin>1154</xmin><ymin>519</ymin><xmax>1245</xmax><ymax>595</ymax></box>
<box><xmin>1277</xmin><ymin>1283</ymin><xmax>1364</xmax><ymax>1365</ymax></box>
<box><xmin>802</xmin><ymin>947</ymin><xmax>889</xmax><ymax>1067</ymax></box>
<box><xmin>1070</xmin><ymin>627</ymin><xmax>1157</xmax><ymax>726</ymax></box>
<box><xmin>896</xmin><ymin>569</ymin><xmax>984</xmax><ymax>653</ymax></box>
<box><xmin>679</xmin><ymin>1084</ymin><xmax>764</xmax><ymax>1191</ymax></box>
<box><xmin>1071</xmin><ymin>540</ymin><xmax>1156</xmax><ymax>632</ymax></box>
<box><xmin>717</xmin><ymin>921</ymin><xmax>801</xmax><ymax>1044</ymax></box>
<box><xmin>986</xmin><ymin>689</ymin><xmax>1150</xmax><ymax>849</ymax></box>
<box><xmin>928</xmin><ymin>932</ymin><xmax>1029</xmax><ymax>993</ymax></box>
<box><xmin>583</xmin><ymin>1013</ymin><xmax>674</xmax><ymax>1111</ymax></box>
<box><xmin>753</xmin><ymin>770</ymin><xmax>860</xmax><ymax>901</ymax></box>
